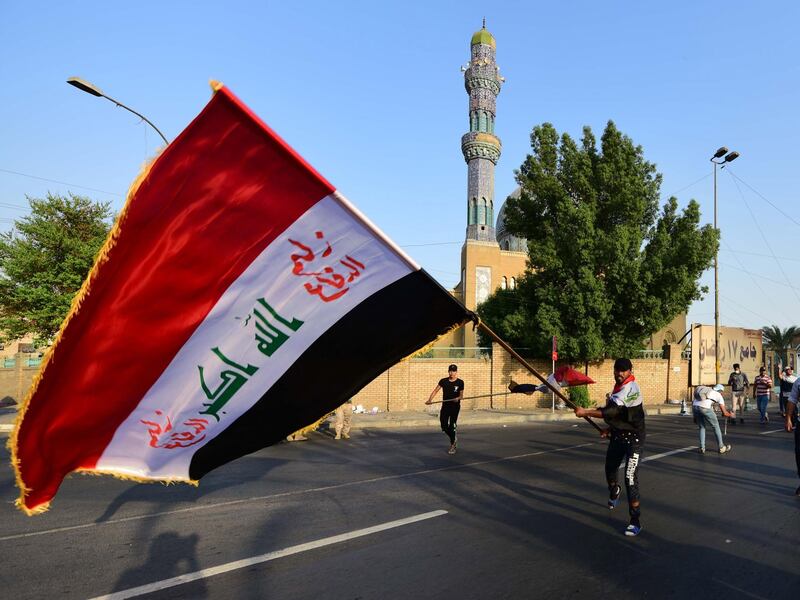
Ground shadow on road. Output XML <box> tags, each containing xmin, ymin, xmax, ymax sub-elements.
<box><xmin>111</xmin><ymin>532</ymin><xmax>206</xmax><ymax>597</ymax></box>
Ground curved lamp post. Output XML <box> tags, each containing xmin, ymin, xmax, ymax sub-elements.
<box><xmin>67</xmin><ymin>77</ymin><xmax>169</xmax><ymax>145</ymax></box>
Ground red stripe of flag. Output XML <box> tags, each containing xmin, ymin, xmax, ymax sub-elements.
<box><xmin>15</xmin><ymin>86</ymin><xmax>334</xmax><ymax>512</ymax></box>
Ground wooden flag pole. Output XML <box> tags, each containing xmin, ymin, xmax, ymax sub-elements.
<box><xmin>429</xmin><ymin>391</ymin><xmax>526</xmax><ymax>404</ymax></box>
<box><xmin>476</xmin><ymin>320</ymin><xmax>603</xmax><ymax>433</ymax></box>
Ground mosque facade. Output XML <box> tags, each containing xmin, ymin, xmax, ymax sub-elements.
<box><xmin>439</xmin><ymin>24</ymin><xmax>684</xmax><ymax>352</ymax></box>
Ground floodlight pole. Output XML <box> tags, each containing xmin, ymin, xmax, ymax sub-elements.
<box><xmin>710</xmin><ymin>147</ymin><xmax>740</xmax><ymax>384</ymax></box>
<box><xmin>67</xmin><ymin>77</ymin><xmax>169</xmax><ymax>145</ymax></box>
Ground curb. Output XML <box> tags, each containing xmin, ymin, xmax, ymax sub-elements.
<box><xmin>346</xmin><ymin>405</ymin><xmax>684</xmax><ymax>430</ymax></box>
<box><xmin>0</xmin><ymin>406</ymin><xmax>684</xmax><ymax>434</ymax></box>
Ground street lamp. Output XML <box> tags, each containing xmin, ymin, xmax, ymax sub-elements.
<box><xmin>710</xmin><ymin>146</ymin><xmax>740</xmax><ymax>384</ymax></box>
<box><xmin>67</xmin><ymin>77</ymin><xmax>169</xmax><ymax>145</ymax></box>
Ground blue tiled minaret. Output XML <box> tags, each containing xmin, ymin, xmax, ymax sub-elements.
<box><xmin>462</xmin><ymin>20</ymin><xmax>503</xmax><ymax>242</ymax></box>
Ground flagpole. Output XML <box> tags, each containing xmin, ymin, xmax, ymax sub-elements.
<box><xmin>476</xmin><ymin>320</ymin><xmax>603</xmax><ymax>432</ymax></box>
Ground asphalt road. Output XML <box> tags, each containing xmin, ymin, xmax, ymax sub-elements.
<box><xmin>1</xmin><ymin>415</ymin><xmax>797</xmax><ymax>599</ymax></box>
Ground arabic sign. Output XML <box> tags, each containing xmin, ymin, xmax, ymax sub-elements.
<box><xmin>690</xmin><ymin>324</ymin><xmax>762</xmax><ymax>386</ymax></box>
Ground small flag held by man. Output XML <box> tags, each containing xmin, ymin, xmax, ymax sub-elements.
<box><xmin>11</xmin><ymin>83</ymin><xmax>472</xmax><ymax>514</ymax></box>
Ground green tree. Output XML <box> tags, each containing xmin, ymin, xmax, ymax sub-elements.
<box><xmin>478</xmin><ymin>121</ymin><xmax>718</xmax><ymax>360</ymax></box>
<box><xmin>0</xmin><ymin>193</ymin><xmax>112</xmax><ymax>344</ymax></box>
<box><xmin>761</xmin><ymin>324</ymin><xmax>799</xmax><ymax>368</ymax></box>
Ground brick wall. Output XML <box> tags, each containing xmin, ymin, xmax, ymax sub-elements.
<box><xmin>0</xmin><ymin>345</ymin><xmax>691</xmax><ymax>411</ymax></box>
<box><xmin>0</xmin><ymin>354</ymin><xmax>39</xmax><ymax>403</ymax></box>
<box><xmin>351</xmin><ymin>343</ymin><xmax>690</xmax><ymax>411</ymax></box>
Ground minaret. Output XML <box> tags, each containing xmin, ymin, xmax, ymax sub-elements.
<box><xmin>461</xmin><ymin>20</ymin><xmax>503</xmax><ymax>242</ymax></box>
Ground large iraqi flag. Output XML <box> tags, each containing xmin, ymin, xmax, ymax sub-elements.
<box><xmin>12</xmin><ymin>83</ymin><xmax>472</xmax><ymax>514</ymax></box>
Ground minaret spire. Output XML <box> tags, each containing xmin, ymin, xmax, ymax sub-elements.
<box><xmin>462</xmin><ymin>24</ymin><xmax>502</xmax><ymax>242</ymax></box>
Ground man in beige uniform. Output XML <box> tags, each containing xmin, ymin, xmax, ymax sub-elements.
<box><xmin>335</xmin><ymin>400</ymin><xmax>353</xmax><ymax>440</ymax></box>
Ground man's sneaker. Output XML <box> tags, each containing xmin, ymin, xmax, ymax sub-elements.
<box><xmin>765</xmin><ymin>414</ymin><xmax>769</xmax><ymax>423</ymax></box>
<box><xmin>719</xmin><ymin>444</ymin><xmax>731</xmax><ymax>454</ymax></box>
<box><xmin>447</xmin><ymin>443</ymin><xmax>457</xmax><ymax>455</ymax></box>
<box><xmin>342</xmin><ymin>433</ymin><xmax>350</xmax><ymax>439</ymax></box>
<box><xmin>624</xmin><ymin>523</ymin><xmax>642</xmax><ymax>537</ymax></box>
<box><xmin>698</xmin><ymin>447</ymin><xmax>706</xmax><ymax>454</ymax></box>
<box><xmin>608</xmin><ymin>485</ymin><xmax>621</xmax><ymax>509</ymax></box>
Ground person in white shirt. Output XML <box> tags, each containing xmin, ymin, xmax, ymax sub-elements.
<box><xmin>692</xmin><ymin>384</ymin><xmax>734</xmax><ymax>454</ymax></box>
<box><xmin>786</xmin><ymin>378</ymin><xmax>800</xmax><ymax>496</ymax></box>
<box><xmin>778</xmin><ymin>366</ymin><xmax>797</xmax><ymax>419</ymax></box>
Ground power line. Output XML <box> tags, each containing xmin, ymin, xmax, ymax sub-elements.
<box><xmin>726</xmin><ymin>170</ymin><xmax>800</xmax><ymax>307</ymax></box>
<box><xmin>0</xmin><ymin>201</ymin><xmax>27</xmax><ymax>210</ymax></box>
<box><xmin>715</xmin><ymin>236</ymin><xmax>782</xmax><ymax>319</ymax></box>
<box><xmin>720</xmin><ymin>292</ymin><xmax>774</xmax><ymax>325</ymax></box>
<box><xmin>720</xmin><ymin>248</ymin><xmax>800</xmax><ymax>263</ymax></box>
<box><xmin>0</xmin><ymin>168</ymin><xmax>123</xmax><ymax>197</ymax></box>
<box><xmin>664</xmin><ymin>172</ymin><xmax>712</xmax><ymax>199</ymax></box>
<box><xmin>400</xmin><ymin>241</ymin><xmax>461</xmax><ymax>247</ymax></box>
<box><xmin>719</xmin><ymin>260</ymin><xmax>800</xmax><ymax>292</ymax></box>
<box><xmin>727</xmin><ymin>169</ymin><xmax>800</xmax><ymax>229</ymax></box>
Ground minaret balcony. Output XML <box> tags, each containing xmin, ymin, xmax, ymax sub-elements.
<box><xmin>461</xmin><ymin>132</ymin><xmax>501</xmax><ymax>163</ymax></box>
<box><xmin>464</xmin><ymin>73</ymin><xmax>501</xmax><ymax>95</ymax></box>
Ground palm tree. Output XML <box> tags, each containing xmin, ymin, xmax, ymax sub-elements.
<box><xmin>761</xmin><ymin>324</ymin><xmax>799</xmax><ymax>370</ymax></box>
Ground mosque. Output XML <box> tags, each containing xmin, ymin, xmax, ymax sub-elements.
<box><xmin>438</xmin><ymin>23</ymin><xmax>685</xmax><ymax>352</ymax></box>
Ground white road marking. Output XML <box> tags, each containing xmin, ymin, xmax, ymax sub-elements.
<box><xmin>642</xmin><ymin>446</ymin><xmax>697</xmax><ymax>462</ymax></box>
<box><xmin>711</xmin><ymin>577</ymin><xmax>771</xmax><ymax>600</ymax></box>
<box><xmin>87</xmin><ymin>510</ymin><xmax>447</xmax><ymax>600</ymax></box>
<box><xmin>615</xmin><ymin>445</ymin><xmax>697</xmax><ymax>473</ymax></box>
<box><xmin>759</xmin><ymin>428</ymin><xmax>786</xmax><ymax>435</ymax></box>
<box><xmin>0</xmin><ymin>441</ymin><xmax>596</xmax><ymax>542</ymax></box>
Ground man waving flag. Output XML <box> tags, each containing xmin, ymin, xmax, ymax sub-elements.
<box><xmin>12</xmin><ymin>83</ymin><xmax>472</xmax><ymax>514</ymax></box>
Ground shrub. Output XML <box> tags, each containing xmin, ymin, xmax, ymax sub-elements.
<box><xmin>569</xmin><ymin>385</ymin><xmax>591</xmax><ymax>408</ymax></box>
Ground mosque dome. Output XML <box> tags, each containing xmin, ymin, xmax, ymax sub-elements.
<box><xmin>471</xmin><ymin>26</ymin><xmax>496</xmax><ymax>49</ymax></box>
<box><xmin>496</xmin><ymin>188</ymin><xmax>527</xmax><ymax>252</ymax></box>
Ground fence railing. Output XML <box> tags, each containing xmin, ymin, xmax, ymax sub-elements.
<box><xmin>1</xmin><ymin>354</ymin><xmax>43</xmax><ymax>369</ymax></box>
<box><xmin>412</xmin><ymin>347</ymin><xmax>492</xmax><ymax>360</ymax></box>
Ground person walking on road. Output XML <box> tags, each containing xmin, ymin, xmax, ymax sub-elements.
<box><xmin>692</xmin><ymin>384</ymin><xmax>733</xmax><ymax>454</ymax></box>
<box><xmin>574</xmin><ymin>358</ymin><xmax>645</xmax><ymax>537</ymax></box>
<box><xmin>426</xmin><ymin>364</ymin><xmax>464</xmax><ymax>455</ymax></box>
<box><xmin>753</xmin><ymin>366</ymin><xmax>773</xmax><ymax>424</ymax></box>
<box><xmin>786</xmin><ymin>378</ymin><xmax>800</xmax><ymax>496</ymax></box>
<box><xmin>727</xmin><ymin>363</ymin><xmax>750</xmax><ymax>424</ymax></box>
<box><xmin>778</xmin><ymin>366</ymin><xmax>796</xmax><ymax>419</ymax></box>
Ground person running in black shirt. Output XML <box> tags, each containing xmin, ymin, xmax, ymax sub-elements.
<box><xmin>426</xmin><ymin>364</ymin><xmax>464</xmax><ymax>455</ymax></box>
<box><xmin>574</xmin><ymin>358</ymin><xmax>645</xmax><ymax>536</ymax></box>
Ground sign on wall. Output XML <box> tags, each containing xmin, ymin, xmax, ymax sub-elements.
<box><xmin>690</xmin><ymin>324</ymin><xmax>762</xmax><ymax>386</ymax></box>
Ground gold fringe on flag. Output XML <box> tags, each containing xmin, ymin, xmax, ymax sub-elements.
<box><xmin>287</xmin><ymin>414</ymin><xmax>328</xmax><ymax>440</ymax></box>
<box><xmin>8</xmin><ymin>149</ymin><xmax>165</xmax><ymax>516</ymax></box>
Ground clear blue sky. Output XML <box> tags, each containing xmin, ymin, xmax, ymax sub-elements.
<box><xmin>2</xmin><ymin>1</ymin><xmax>798</xmax><ymax>334</ymax></box>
